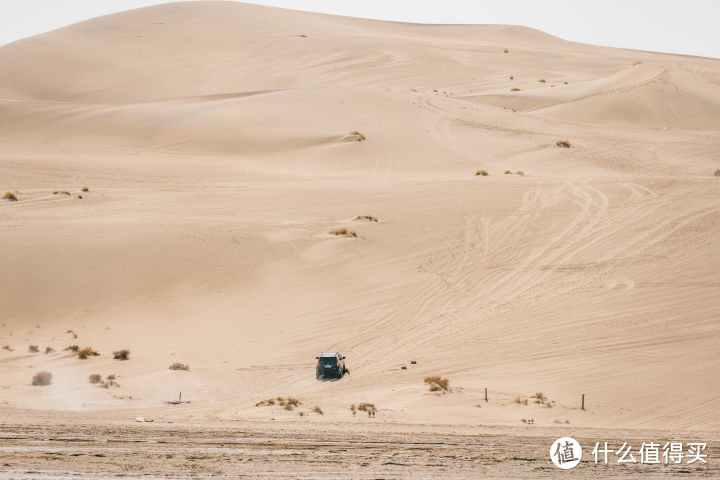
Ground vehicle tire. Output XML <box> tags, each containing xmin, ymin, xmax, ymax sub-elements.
<box><xmin>316</xmin><ymin>371</ymin><xmax>322</xmax><ymax>380</ymax></box>
<box><xmin>337</xmin><ymin>368</ymin><xmax>343</xmax><ymax>379</ymax></box>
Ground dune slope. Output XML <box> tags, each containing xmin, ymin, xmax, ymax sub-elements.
<box><xmin>0</xmin><ymin>1</ymin><xmax>719</xmax><ymax>432</ymax></box>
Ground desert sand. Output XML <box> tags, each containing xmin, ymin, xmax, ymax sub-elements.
<box><xmin>0</xmin><ymin>1</ymin><xmax>719</xmax><ymax>476</ymax></box>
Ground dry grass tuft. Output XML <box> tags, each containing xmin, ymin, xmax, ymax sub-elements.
<box><xmin>255</xmin><ymin>398</ymin><xmax>276</xmax><ymax>407</ymax></box>
<box><xmin>3</xmin><ymin>192</ymin><xmax>17</xmax><ymax>201</ymax></box>
<box><xmin>329</xmin><ymin>227</ymin><xmax>357</xmax><ymax>238</ymax></box>
<box><xmin>32</xmin><ymin>371</ymin><xmax>52</xmax><ymax>386</ymax></box>
<box><xmin>53</xmin><ymin>191</ymin><xmax>72</xmax><ymax>196</ymax></box>
<box><xmin>510</xmin><ymin>87</ymin><xmax>521</xmax><ymax>92</ymax></box>
<box><xmin>112</xmin><ymin>349</ymin><xmax>130</xmax><ymax>360</ymax></box>
<box><xmin>78</xmin><ymin>346</ymin><xmax>99</xmax><ymax>359</ymax></box>
<box><xmin>514</xmin><ymin>397</ymin><xmax>529</xmax><ymax>405</ymax></box>
<box><xmin>28</xmin><ymin>345</ymin><xmax>39</xmax><ymax>353</ymax></box>
<box><xmin>556</xmin><ymin>140</ymin><xmax>572</xmax><ymax>148</ymax></box>
<box><xmin>348</xmin><ymin>131</ymin><xmax>366</xmax><ymax>142</ymax></box>
<box><xmin>474</xmin><ymin>170</ymin><xmax>489</xmax><ymax>176</ymax></box>
<box><xmin>2</xmin><ymin>345</ymin><xmax>13</xmax><ymax>351</ymax></box>
<box><xmin>504</xmin><ymin>170</ymin><xmax>512</xmax><ymax>174</ymax></box>
<box><xmin>424</xmin><ymin>376</ymin><xmax>450</xmax><ymax>392</ymax></box>
<box><xmin>88</xmin><ymin>374</ymin><xmax>103</xmax><ymax>384</ymax></box>
<box><xmin>515</xmin><ymin>171</ymin><xmax>525</xmax><ymax>176</ymax></box>
<box><xmin>538</xmin><ymin>79</ymin><xmax>546</xmax><ymax>83</ymax></box>
<box><xmin>65</xmin><ymin>345</ymin><xmax>80</xmax><ymax>352</ymax></box>
<box><xmin>313</xmin><ymin>405</ymin><xmax>324</xmax><ymax>415</ymax></box>
<box><xmin>169</xmin><ymin>362</ymin><xmax>190</xmax><ymax>371</ymax></box>
<box><xmin>81</xmin><ymin>186</ymin><xmax>89</xmax><ymax>192</ymax></box>
<box><xmin>357</xmin><ymin>402</ymin><xmax>376</xmax><ymax>412</ymax></box>
<box><xmin>45</xmin><ymin>346</ymin><xmax>55</xmax><ymax>354</ymax></box>
<box><xmin>353</xmin><ymin>215</ymin><xmax>378</xmax><ymax>222</ymax></box>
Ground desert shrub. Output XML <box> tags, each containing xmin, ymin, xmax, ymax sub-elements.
<box><xmin>564</xmin><ymin>81</ymin><xmax>568</xmax><ymax>85</ymax></box>
<box><xmin>474</xmin><ymin>170</ymin><xmax>489</xmax><ymax>176</ymax></box>
<box><xmin>510</xmin><ymin>87</ymin><xmax>521</xmax><ymax>91</ymax></box>
<box><xmin>88</xmin><ymin>374</ymin><xmax>102</xmax><ymax>384</ymax></box>
<box><xmin>285</xmin><ymin>397</ymin><xmax>301</xmax><ymax>407</ymax></box>
<box><xmin>64</xmin><ymin>345</ymin><xmax>79</xmax><ymax>352</ymax></box>
<box><xmin>32</xmin><ymin>371</ymin><xmax>52</xmax><ymax>386</ymax></box>
<box><xmin>28</xmin><ymin>345</ymin><xmax>39</xmax><ymax>353</ymax></box>
<box><xmin>424</xmin><ymin>376</ymin><xmax>449</xmax><ymax>392</ymax></box>
<box><xmin>77</xmin><ymin>195</ymin><xmax>83</xmax><ymax>199</ymax></box>
<box><xmin>169</xmin><ymin>362</ymin><xmax>190</xmax><ymax>371</ymax></box>
<box><xmin>509</xmin><ymin>75</ymin><xmax>514</xmax><ymax>80</ymax></box>
<box><xmin>515</xmin><ymin>171</ymin><xmax>525</xmax><ymax>176</ymax></box>
<box><xmin>353</xmin><ymin>215</ymin><xmax>378</xmax><ymax>222</ymax></box>
<box><xmin>504</xmin><ymin>170</ymin><xmax>512</xmax><ymax>174</ymax></box>
<box><xmin>45</xmin><ymin>346</ymin><xmax>54</xmax><ymax>354</ymax></box>
<box><xmin>503</xmin><ymin>49</ymin><xmax>509</xmax><ymax>53</ymax></box>
<box><xmin>329</xmin><ymin>227</ymin><xmax>357</xmax><ymax>238</ymax></box>
<box><xmin>348</xmin><ymin>131</ymin><xmax>366</xmax><ymax>141</ymax></box>
<box><xmin>112</xmin><ymin>349</ymin><xmax>130</xmax><ymax>360</ymax></box>
<box><xmin>357</xmin><ymin>402</ymin><xmax>376</xmax><ymax>412</ymax></box>
<box><xmin>2</xmin><ymin>345</ymin><xmax>13</xmax><ymax>351</ymax></box>
<box><xmin>255</xmin><ymin>398</ymin><xmax>276</xmax><ymax>407</ymax></box>
<box><xmin>313</xmin><ymin>406</ymin><xmax>324</xmax><ymax>415</ymax></box>
<box><xmin>538</xmin><ymin>79</ymin><xmax>546</xmax><ymax>83</ymax></box>
<box><xmin>106</xmin><ymin>374</ymin><xmax>116</xmax><ymax>381</ymax></box>
<box><xmin>514</xmin><ymin>397</ymin><xmax>529</xmax><ymax>405</ymax></box>
<box><xmin>350</xmin><ymin>404</ymin><xmax>357</xmax><ymax>415</ymax></box>
<box><xmin>556</xmin><ymin>140</ymin><xmax>572</xmax><ymax>148</ymax></box>
<box><xmin>3</xmin><ymin>192</ymin><xmax>17</xmax><ymax>201</ymax></box>
<box><xmin>53</xmin><ymin>191</ymin><xmax>72</xmax><ymax>196</ymax></box>
<box><xmin>714</xmin><ymin>169</ymin><xmax>720</xmax><ymax>177</ymax></box>
<box><xmin>78</xmin><ymin>346</ymin><xmax>99</xmax><ymax>359</ymax></box>
<box><xmin>81</xmin><ymin>186</ymin><xmax>89</xmax><ymax>192</ymax></box>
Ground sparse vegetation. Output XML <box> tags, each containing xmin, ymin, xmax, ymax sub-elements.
<box><xmin>89</xmin><ymin>374</ymin><xmax>103</xmax><ymax>384</ymax></box>
<box><xmin>510</xmin><ymin>87</ymin><xmax>521</xmax><ymax>91</ymax></box>
<box><xmin>28</xmin><ymin>345</ymin><xmax>39</xmax><ymax>353</ymax></box>
<box><xmin>353</xmin><ymin>215</ymin><xmax>378</xmax><ymax>222</ymax></box>
<box><xmin>521</xmin><ymin>418</ymin><xmax>534</xmax><ymax>424</ymax></box>
<box><xmin>531</xmin><ymin>392</ymin><xmax>556</xmax><ymax>407</ymax></box>
<box><xmin>556</xmin><ymin>140</ymin><xmax>572</xmax><ymax>148</ymax></box>
<box><xmin>474</xmin><ymin>170</ymin><xmax>489</xmax><ymax>176</ymax></box>
<box><xmin>169</xmin><ymin>362</ymin><xmax>190</xmax><ymax>371</ymax></box>
<box><xmin>313</xmin><ymin>406</ymin><xmax>324</xmax><ymax>415</ymax></box>
<box><xmin>53</xmin><ymin>191</ymin><xmax>72</xmax><ymax>196</ymax></box>
<box><xmin>112</xmin><ymin>349</ymin><xmax>130</xmax><ymax>360</ymax></box>
<box><xmin>65</xmin><ymin>345</ymin><xmax>80</xmax><ymax>352</ymax></box>
<box><xmin>329</xmin><ymin>227</ymin><xmax>357</xmax><ymax>238</ymax></box>
<box><xmin>424</xmin><ymin>376</ymin><xmax>450</xmax><ymax>392</ymax></box>
<box><xmin>77</xmin><ymin>346</ymin><xmax>99</xmax><ymax>359</ymax></box>
<box><xmin>357</xmin><ymin>402</ymin><xmax>376</xmax><ymax>412</ymax></box>
<box><xmin>82</xmin><ymin>186</ymin><xmax>89</xmax><ymax>192</ymax></box>
<box><xmin>350</xmin><ymin>404</ymin><xmax>357</xmax><ymax>415</ymax></box>
<box><xmin>348</xmin><ymin>131</ymin><xmax>366</xmax><ymax>142</ymax></box>
<box><xmin>516</xmin><ymin>171</ymin><xmax>525</xmax><ymax>176</ymax></box>
<box><xmin>509</xmin><ymin>75</ymin><xmax>514</xmax><ymax>80</ymax></box>
<box><xmin>504</xmin><ymin>170</ymin><xmax>512</xmax><ymax>174</ymax></box>
<box><xmin>3</xmin><ymin>192</ymin><xmax>17</xmax><ymax>201</ymax></box>
<box><xmin>503</xmin><ymin>49</ymin><xmax>508</xmax><ymax>53</ymax></box>
<box><xmin>538</xmin><ymin>79</ymin><xmax>546</xmax><ymax>83</ymax></box>
<box><xmin>714</xmin><ymin>169</ymin><xmax>720</xmax><ymax>177</ymax></box>
<box><xmin>514</xmin><ymin>397</ymin><xmax>529</xmax><ymax>405</ymax></box>
<box><xmin>45</xmin><ymin>346</ymin><xmax>54</xmax><ymax>354</ymax></box>
<box><xmin>32</xmin><ymin>371</ymin><xmax>52</xmax><ymax>386</ymax></box>
<box><xmin>256</xmin><ymin>396</ymin><xmax>301</xmax><ymax>410</ymax></box>
<box><xmin>2</xmin><ymin>345</ymin><xmax>13</xmax><ymax>351</ymax></box>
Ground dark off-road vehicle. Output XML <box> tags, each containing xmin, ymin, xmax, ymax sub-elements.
<box><xmin>316</xmin><ymin>352</ymin><xmax>347</xmax><ymax>379</ymax></box>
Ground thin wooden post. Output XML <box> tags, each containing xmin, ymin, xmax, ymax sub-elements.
<box><xmin>179</xmin><ymin>392</ymin><xmax>182</xmax><ymax>403</ymax></box>
<box><xmin>485</xmin><ymin>387</ymin><xmax>488</xmax><ymax>402</ymax></box>
<box><xmin>581</xmin><ymin>393</ymin><xmax>585</xmax><ymax>410</ymax></box>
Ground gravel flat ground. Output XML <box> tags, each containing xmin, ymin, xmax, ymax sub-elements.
<box><xmin>0</xmin><ymin>421</ymin><xmax>716</xmax><ymax>479</ymax></box>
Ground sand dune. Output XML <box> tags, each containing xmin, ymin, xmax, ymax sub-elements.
<box><xmin>1</xmin><ymin>1</ymin><xmax>719</xmax><ymax>434</ymax></box>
